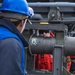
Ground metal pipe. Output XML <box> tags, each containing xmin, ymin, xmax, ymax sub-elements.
<box><xmin>28</xmin><ymin>2</ymin><xmax>75</xmax><ymax>7</ymax></box>
<box><xmin>64</xmin><ymin>36</ymin><xmax>75</xmax><ymax>56</ymax></box>
<box><xmin>29</xmin><ymin>36</ymin><xmax>75</xmax><ymax>56</ymax></box>
<box><xmin>29</xmin><ymin>36</ymin><xmax>56</xmax><ymax>54</ymax></box>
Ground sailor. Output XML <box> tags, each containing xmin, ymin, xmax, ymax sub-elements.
<box><xmin>0</xmin><ymin>0</ymin><xmax>34</xmax><ymax>75</ymax></box>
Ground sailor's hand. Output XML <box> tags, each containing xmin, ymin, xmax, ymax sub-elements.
<box><xmin>42</xmin><ymin>33</ymin><xmax>50</xmax><ymax>37</ymax></box>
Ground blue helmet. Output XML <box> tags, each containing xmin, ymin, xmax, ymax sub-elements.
<box><xmin>0</xmin><ymin>0</ymin><xmax>29</xmax><ymax>16</ymax></box>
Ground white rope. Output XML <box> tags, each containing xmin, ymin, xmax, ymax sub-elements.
<box><xmin>21</xmin><ymin>19</ymin><xmax>27</xmax><ymax>33</ymax></box>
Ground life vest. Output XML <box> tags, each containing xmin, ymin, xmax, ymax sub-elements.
<box><xmin>34</xmin><ymin>54</ymin><xmax>53</xmax><ymax>70</ymax></box>
<box><xmin>67</xmin><ymin>56</ymin><xmax>71</xmax><ymax>71</ymax></box>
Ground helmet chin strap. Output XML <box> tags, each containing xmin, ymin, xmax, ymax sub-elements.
<box><xmin>20</xmin><ymin>19</ymin><xmax>27</xmax><ymax>33</ymax></box>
